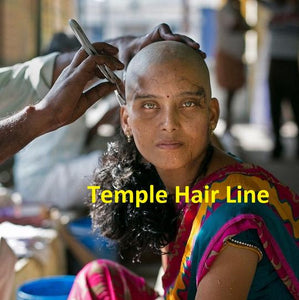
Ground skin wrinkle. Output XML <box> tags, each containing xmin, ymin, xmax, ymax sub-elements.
<box><xmin>131</xmin><ymin>78</ymin><xmax>206</xmax><ymax>104</ymax></box>
<box><xmin>128</xmin><ymin>72</ymin><xmax>206</xmax><ymax>103</ymax></box>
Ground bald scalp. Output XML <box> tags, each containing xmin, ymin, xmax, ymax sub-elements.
<box><xmin>125</xmin><ymin>40</ymin><xmax>211</xmax><ymax>99</ymax></box>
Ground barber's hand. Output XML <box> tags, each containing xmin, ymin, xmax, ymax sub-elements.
<box><xmin>35</xmin><ymin>43</ymin><xmax>124</xmax><ymax>131</ymax></box>
<box><xmin>117</xmin><ymin>23</ymin><xmax>206</xmax><ymax>65</ymax></box>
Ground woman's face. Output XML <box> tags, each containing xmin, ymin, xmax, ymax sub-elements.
<box><xmin>121</xmin><ymin>60</ymin><xmax>219</xmax><ymax>173</ymax></box>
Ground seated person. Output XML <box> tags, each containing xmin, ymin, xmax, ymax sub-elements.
<box><xmin>0</xmin><ymin>24</ymin><xmax>199</xmax><ymax>210</ymax></box>
<box><xmin>69</xmin><ymin>41</ymin><xmax>298</xmax><ymax>299</ymax></box>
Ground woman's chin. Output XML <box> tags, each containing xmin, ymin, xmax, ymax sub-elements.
<box><xmin>153</xmin><ymin>161</ymin><xmax>188</xmax><ymax>173</ymax></box>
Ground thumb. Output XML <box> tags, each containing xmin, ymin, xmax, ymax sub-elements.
<box><xmin>71</xmin><ymin>82</ymin><xmax>116</xmax><ymax>123</ymax></box>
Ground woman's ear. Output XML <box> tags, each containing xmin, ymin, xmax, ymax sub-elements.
<box><xmin>120</xmin><ymin>106</ymin><xmax>130</xmax><ymax>134</ymax></box>
<box><xmin>209</xmin><ymin>97</ymin><xmax>220</xmax><ymax>131</ymax></box>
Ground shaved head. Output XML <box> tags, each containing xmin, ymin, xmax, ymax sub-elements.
<box><xmin>120</xmin><ymin>41</ymin><xmax>219</xmax><ymax>176</ymax></box>
<box><xmin>125</xmin><ymin>41</ymin><xmax>211</xmax><ymax>101</ymax></box>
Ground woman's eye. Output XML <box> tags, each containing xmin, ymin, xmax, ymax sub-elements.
<box><xmin>182</xmin><ymin>100</ymin><xmax>196</xmax><ymax>107</ymax></box>
<box><xmin>143</xmin><ymin>103</ymin><xmax>157</xmax><ymax>109</ymax></box>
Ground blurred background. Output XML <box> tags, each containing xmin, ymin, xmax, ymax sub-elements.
<box><xmin>0</xmin><ymin>0</ymin><xmax>298</xmax><ymax>190</ymax></box>
<box><xmin>0</xmin><ymin>0</ymin><xmax>298</xmax><ymax>298</ymax></box>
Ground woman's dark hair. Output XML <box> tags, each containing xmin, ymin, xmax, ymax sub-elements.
<box><xmin>89</xmin><ymin>130</ymin><xmax>178</xmax><ymax>261</ymax></box>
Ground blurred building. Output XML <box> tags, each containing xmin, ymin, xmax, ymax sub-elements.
<box><xmin>0</xmin><ymin>0</ymin><xmax>75</xmax><ymax>65</ymax></box>
<box><xmin>0</xmin><ymin>0</ymin><xmax>226</xmax><ymax>65</ymax></box>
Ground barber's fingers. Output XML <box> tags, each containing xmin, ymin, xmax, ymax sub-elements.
<box><xmin>157</xmin><ymin>23</ymin><xmax>199</xmax><ymax>49</ymax></box>
<box><xmin>93</xmin><ymin>42</ymin><xmax>119</xmax><ymax>55</ymax></box>
<box><xmin>84</xmin><ymin>82</ymin><xmax>115</xmax><ymax>107</ymax></box>
<box><xmin>148</xmin><ymin>23</ymin><xmax>206</xmax><ymax>58</ymax></box>
<box><xmin>69</xmin><ymin>54</ymin><xmax>124</xmax><ymax>85</ymax></box>
<box><xmin>163</xmin><ymin>33</ymin><xmax>207</xmax><ymax>59</ymax></box>
<box><xmin>71</xmin><ymin>82</ymin><xmax>116</xmax><ymax>122</ymax></box>
<box><xmin>71</xmin><ymin>42</ymin><xmax>120</xmax><ymax>67</ymax></box>
<box><xmin>83</xmin><ymin>54</ymin><xmax>124</xmax><ymax>72</ymax></box>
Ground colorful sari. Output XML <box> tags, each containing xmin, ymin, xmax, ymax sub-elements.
<box><xmin>68</xmin><ymin>259</ymin><xmax>158</xmax><ymax>300</ymax></box>
<box><xmin>68</xmin><ymin>163</ymin><xmax>299</xmax><ymax>299</ymax></box>
<box><xmin>163</xmin><ymin>163</ymin><xmax>299</xmax><ymax>299</ymax></box>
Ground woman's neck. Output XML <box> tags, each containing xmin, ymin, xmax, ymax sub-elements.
<box><xmin>156</xmin><ymin>146</ymin><xmax>213</xmax><ymax>194</ymax></box>
<box><xmin>157</xmin><ymin>147</ymin><xmax>239</xmax><ymax>194</ymax></box>
<box><xmin>158</xmin><ymin>166</ymin><xmax>200</xmax><ymax>194</ymax></box>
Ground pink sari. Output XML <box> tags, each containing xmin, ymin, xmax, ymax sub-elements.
<box><xmin>68</xmin><ymin>259</ymin><xmax>158</xmax><ymax>300</ymax></box>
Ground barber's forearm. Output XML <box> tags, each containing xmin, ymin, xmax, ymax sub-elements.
<box><xmin>0</xmin><ymin>106</ymin><xmax>52</xmax><ymax>164</ymax></box>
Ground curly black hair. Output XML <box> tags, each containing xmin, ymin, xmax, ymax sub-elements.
<box><xmin>89</xmin><ymin>130</ymin><xmax>179</xmax><ymax>261</ymax></box>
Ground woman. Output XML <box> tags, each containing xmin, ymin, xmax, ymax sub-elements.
<box><xmin>68</xmin><ymin>41</ymin><xmax>299</xmax><ymax>299</ymax></box>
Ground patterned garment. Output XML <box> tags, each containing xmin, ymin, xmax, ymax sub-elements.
<box><xmin>163</xmin><ymin>163</ymin><xmax>299</xmax><ymax>299</ymax></box>
<box><xmin>68</xmin><ymin>163</ymin><xmax>299</xmax><ymax>299</ymax></box>
<box><xmin>68</xmin><ymin>259</ymin><xmax>158</xmax><ymax>300</ymax></box>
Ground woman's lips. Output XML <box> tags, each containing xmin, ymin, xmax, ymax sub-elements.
<box><xmin>156</xmin><ymin>140</ymin><xmax>183</xmax><ymax>150</ymax></box>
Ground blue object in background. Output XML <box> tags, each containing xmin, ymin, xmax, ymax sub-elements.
<box><xmin>89</xmin><ymin>25</ymin><xmax>104</xmax><ymax>43</ymax></box>
<box><xmin>200</xmin><ymin>7</ymin><xmax>217</xmax><ymax>58</ymax></box>
<box><xmin>17</xmin><ymin>276</ymin><xmax>75</xmax><ymax>300</ymax></box>
<box><xmin>68</xmin><ymin>216</ymin><xmax>118</xmax><ymax>261</ymax></box>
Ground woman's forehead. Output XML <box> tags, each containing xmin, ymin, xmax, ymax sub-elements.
<box><xmin>126</xmin><ymin>63</ymin><xmax>208</xmax><ymax>99</ymax></box>
<box><xmin>126</xmin><ymin>41</ymin><xmax>209</xmax><ymax>79</ymax></box>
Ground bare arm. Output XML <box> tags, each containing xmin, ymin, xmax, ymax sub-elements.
<box><xmin>0</xmin><ymin>43</ymin><xmax>123</xmax><ymax>164</ymax></box>
<box><xmin>0</xmin><ymin>106</ymin><xmax>48</xmax><ymax>164</ymax></box>
<box><xmin>195</xmin><ymin>244</ymin><xmax>259</xmax><ymax>300</ymax></box>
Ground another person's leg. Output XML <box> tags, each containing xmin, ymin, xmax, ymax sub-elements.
<box><xmin>68</xmin><ymin>259</ymin><xmax>159</xmax><ymax>300</ymax></box>
<box><xmin>285</xmin><ymin>60</ymin><xmax>299</xmax><ymax>158</ymax></box>
<box><xmin>225</xmin><ymin>89</ymin><xmax>235</xmax><ymax>132</ymax></box>
<box><xmin>269</xmin><ymin>59</ymin><xmax>283</xmax><ymax>158</ymax></box>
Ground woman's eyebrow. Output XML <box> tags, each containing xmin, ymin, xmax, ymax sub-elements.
<box><xmin>177</xmin><ymin>88</ymin><xmax>205</xmax><ymax>98</ymax></box>
<box><xmin>133</xmin><ymin>93</ymin><xmax>159</xmax><ymax>100</ymax></box>
<box><xmin>132</xmin><ymin>88</ymin><xmax>205</xmax><ymax>100</ymax></box>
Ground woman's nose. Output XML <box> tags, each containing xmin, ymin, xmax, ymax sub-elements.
<box><xmin>160</xmin><ymin>107</ymin><xmax>179</xmax><ymax>132</ymax></box>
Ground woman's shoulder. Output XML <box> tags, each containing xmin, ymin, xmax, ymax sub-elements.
<box><xmin>191</xmin><ymin>150</ymin><xmax>298</xmax><ymax>225</ymax></box>
<box><xmin>204</xmin><ymin>148</ymin><xmax>290</xmax><ymax>192</ymax></box>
